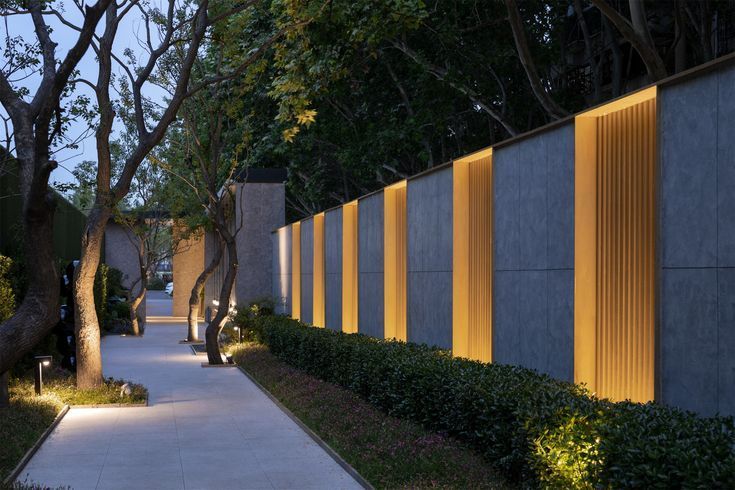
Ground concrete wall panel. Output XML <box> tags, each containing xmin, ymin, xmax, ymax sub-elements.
<box><xmin>493</xmin><ymin>145</ymin><xmax>520</xmax><ymax>271</ymax></box>
<box><xmin>300</xmin><ymin>218</ymin><xmax>314</xmax><ymax>324</ymax></box>
<box><xmin>358</xmin><ymin>193</ymin><xmax>384</xmax><ymax>337</ymax></box>
<box><xmin>407</xmin><ymin>168</ymin><xmax>453</xmax><ymax>348</ymax></box>
<box><xmin>235</xmin><ymin>183</ymin><xmax>285</xmax><ymax>307</ymax></box>
<box><xmin>493</xmin><ymin>124</ymin><xmax>574</xmax><ymax>380</ymax></box>
<box><xmin>661</xmin><ymin>75</ymin><xmax>718</xmax><ymax>268</ymax></box>
<box><xmin>660</xmin><ymin>268</ymin><xmax>718</xmax><ymax>415</ymax></box>
<box><xmin>659</xmin><ymin>63</ymin><xmax>735</xmax><ymax>416</ymax></box>
<box><xmin>325</xmin><ymin>208</ymin><xmax>343</xmax><ymax>331</ymax></box>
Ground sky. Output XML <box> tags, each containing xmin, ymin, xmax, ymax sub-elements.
<box><xmin>1</xmin><ymin>1</ymin><xmax>169</xmax><ymax>189</ymax></box>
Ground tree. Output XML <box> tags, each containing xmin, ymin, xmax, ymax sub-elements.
<box><xmin>154</xmin><ymin>57</ymin><xmax>247</xmax><ymax>364</ymax></box>
<box><xmin>117</xmin><ymin>210</ymin><xmax>176</xmax><ymax>336</ymax></box>
<box><xmin>74</xmin><ymin>0</ymin><xmax>306</xmax><ymax>385</ymax></box>
<box><xmin>590</xmin><ymin>0</ymin><xmax>668</xmax><ymax>81</ymax></box>
<box><xmin>0</xmin><ymin>0</ymin><xmax>111</xmax><ymax>404</ymax></box>
<box><xmin>72</xmin><ymin>0</ymin><xmax>213</xmax><ymax>387</ymax></box>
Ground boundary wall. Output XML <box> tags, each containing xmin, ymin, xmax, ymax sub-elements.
<box><xmin>271</xmin><ymin>56</ymin><xmax>735</xmax><ymax>417</ymax></box>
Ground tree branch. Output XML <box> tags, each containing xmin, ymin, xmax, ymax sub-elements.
<box><xmin>590</xmin><ymin>0</ymin><xmax>668</xmax><ymax>81</ymax></box>
<box><xmin>503</xmin><ymin>0</ymin><xmax>568</xmax><ymax>120</ymax></box>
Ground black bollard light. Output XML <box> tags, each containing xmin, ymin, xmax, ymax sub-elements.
<box><xmin>34</xmin><ymin>356</ymin><xmax>52</xmax><ymax>395</ymax></box>
<box><xmin>233</xmin><ymin>326</ymin><xmax>242</xmax><ymax>343</ymax></box>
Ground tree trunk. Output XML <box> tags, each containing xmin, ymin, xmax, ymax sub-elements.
<box><xmin>0</xmin><ymin>371</ymin><xmax>9</xmax><ymax>407</ymax></box>
<box><xmin>188</xmin><ymin>238</ymin><xmax>223</xmax><ymax>342</ymax></box>
<box><xmin>129</xmin><ymin>236</ymin><xmax>147</xmax><ymax>336</ymax></box>
<box><xmin>205</xmin><ymin>232</ymin><xmax>238</xmax><ymax>365</ymax></box>
<box><xmin>73</xmin><ymin>206</ymin><xmax>110</xmax><ymax>389</ymax></box>
<box><xmin>0</xmin><ymin>154</ymin><xmax>60</xmax><ymax>377</ymax></box>
<box><xmin>130</xmin><ymin>285</ymin><xmax>146</xmax><ymax>336</ymax></box>
<box><xmin>574</xmin><ymin>0</ymin><xmax>602</xmax><ymax>104</ymax></box>
<box><xmin>591</xmin><ymin>0</ymin><xmax>668</xmax><ymax>81</ymax></box>
<box><xmin>603</xmin><ymin>17</ymin><xmax>624</xmax><ymax>97</ymax></box>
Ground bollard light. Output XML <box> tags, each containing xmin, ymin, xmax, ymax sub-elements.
<box><xmin>34</xmin><ymin>355</ymin><xmax>52</xmax><ymax>395</ymax></box>
<box><xmin>233</xmin><ymin>326</ymin><xmax>242</xmax><ymax>343</ymax></box>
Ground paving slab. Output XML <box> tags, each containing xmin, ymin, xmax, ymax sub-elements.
<box><xmin>19</xmin><ymin>298</ymin><xmax>362</xmax><ymax>490</ymax></box>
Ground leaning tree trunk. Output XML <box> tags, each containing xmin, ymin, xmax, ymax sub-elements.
<box><xmin>205</xmin><ymin>232</ymin><xmax>238</xmax><ymax>365</ymax></box>
<box><xmin>129</xmin><ymin>239</ymin><xmax>147</xmax><ymax>336</ymax></box>
<box><xmin>129</xmin><ymin>283</ymin><xmax>146</xmax><ymax>336</ymax></box>
<box><xmin>0</xmin><ymin>154</ymin><xmax>60</xmax><ymax>405</ymax></box>
<box><xmin>187</xmin><ymin>240</ymin><xmax>223</xmax><ymax>342</ymax></box>
<box><xmin>73</xmin><ymin>206</ymin><xmax>111</xmax><ymax>389</ymax></box>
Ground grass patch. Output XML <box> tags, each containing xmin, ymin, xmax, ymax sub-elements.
<box><xmin>0</xmin><ymin>370</ymin><xmax>147</xmax><ymax>482</ymax></box>
<box><xmin>230</xmin><ymin>342</ymin><xmax>513</xmax><ymax>489</ymax></box>
<box><xmin>0</xmin><ymin>385</ymin><xmax>64</xmax><ymax>483</ymax></box>
<box><xmin>43</xmin><ymin>373</ymin><xmax>147</xmax><ymax>406</ymax></box>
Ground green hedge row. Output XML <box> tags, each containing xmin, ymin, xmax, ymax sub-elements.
<box><xmin>242</xmin><ymin>315</ymin><xmax>735</xmax><ymax>488</ymax></box>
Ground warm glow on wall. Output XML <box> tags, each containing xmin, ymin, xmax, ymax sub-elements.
<box><xmin>277</xmin><ymin>227</ymin><xmax>290</xmax><ymax>309</ymax></box>
<box><xmin>313</xmin><ymin>213</ymin><xmax>326</xmax><ymax>327</ymax></box>
<box><xmin>342</xmin><ymin>201</ymin><xmax>359</xmax><ymax>333</ymax></box>
<box><xmin>453</xmin><ymin>148</ymin><xmax>493</xmax><ymax>362</ymax></box>
<box><xmin>575</xmin><ymin>87</ymin><xmax>657</xmax><ymax>403</ymax></box>
<box><xmin>384</xmin><ymin>181</ymin><xmax>407</xmax><ymax>341</ymax></box>
<box><xmin>291</xmin><ymin>221</ymin><xmax>301</xmax><ymax>320</ymax></box>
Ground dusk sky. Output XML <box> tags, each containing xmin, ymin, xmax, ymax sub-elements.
<box><xmin>2</xmin><ymin>2</ymin><xmax>169</xmax><ymax>189</ymax></box>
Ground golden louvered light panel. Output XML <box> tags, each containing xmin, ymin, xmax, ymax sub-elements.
<box><xmin>453</xmin><ymin>148</ymin><xmax>493</xmax><ymax>362</ymax></box>
<box><xmin>575</xmin><ymin>87</ymin><xmax>657</xmax><ymax>403</ymax></box>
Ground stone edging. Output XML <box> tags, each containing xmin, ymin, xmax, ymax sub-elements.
<box><xmin>3</xmin><ymin>404</ymin><xmax>70</xmax><ymax>486</ymax></box>
<box><xmin>71</xmin><ymin>395</ymin><xmax>148</xmax><ymax>409</ymax></box>
<box><xmin>235</xmin><ymin>365</ymin><xmax>375</xmax><ymax>490</ymax></box>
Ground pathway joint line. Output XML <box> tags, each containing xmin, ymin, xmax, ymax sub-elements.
<box><xmin>5</xmin><ymin>405</ymin><xmax>70</xmax><ymax>486</ymax></box>
<box><xmin>235</xmin><ymin>365</ymin><xmax>375</xmax><ymax>490</ymax></box>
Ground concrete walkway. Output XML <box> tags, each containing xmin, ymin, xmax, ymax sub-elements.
<box><xmin>20</xmin><ymin>301</ymin><xmax>362</xmax><ymax>489</ymax></box>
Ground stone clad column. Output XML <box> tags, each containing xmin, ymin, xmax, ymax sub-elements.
<box><xmin>172</xmin><ymin>225</ymin><xmax>205</xmax><ymax>317</ymax></box>
<box><xmin>233</xmin><ymin>170</ymin><xmax>286</xmax><ymax>308</ymax></box>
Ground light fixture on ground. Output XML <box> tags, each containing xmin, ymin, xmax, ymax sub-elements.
<box><xmin>34</xmin><ymin>355</ymin><xmax>52</xmax><ymax>395</ymax></box>
<box><xmin>233</xmin><ymin>325</ymin><xmax>242</xmax><ymax>343</ymax></box>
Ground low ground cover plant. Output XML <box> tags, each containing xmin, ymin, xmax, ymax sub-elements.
<box><xmin>229</xmin><ymin>342</ymin><xmax>511</xmax><ymax>489</ymax></box>
<box><xmin>239</xmin><ymin>314</ymin><xmax>735</xmax><ymax>488</ymax></box>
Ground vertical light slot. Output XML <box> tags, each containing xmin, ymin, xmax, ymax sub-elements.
<box><xmin>384</xmin><ymin>181</ymin><xmax>407</xmax><ymax>341</ymax></box>
<box><xmin>453</xmin><ymin>148</ymin><xmax>493</xmax><ymax>362</ymax></box>
<box><xmin>575</xmin><ymin>87</ymin><xmax>657</xmax><ymax>403</ymax></box>
<box><xmin>292</xmin><ymin>221</ymin><xmax>301</xmax><ymax>320</ymax></box>
<box><xmin>313</xmin><ymin>213</ymin><xmax>326</xmax><ymax>327</ymax></box>
<box><xmin>278</xmin><ymin>227</ymin><xmax>290</xmax><ymax>311</ymax></box>
<box><xmin>342</xmin><ymin>201</ymin><xmax>359</xmax><ymax>333</ymax></box>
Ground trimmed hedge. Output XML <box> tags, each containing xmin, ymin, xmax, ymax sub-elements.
<box><xmin>242</xmin><ymin>315</ymin><xmax>735</xmax><ymax>488</ymax></box>
<box><xmin>0</xmin><ymin>255</ymin><xmax>15</xmax><ymax>321</ymax></box>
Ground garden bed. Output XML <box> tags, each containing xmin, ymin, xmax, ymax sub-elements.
<box><xmin>229</xmin><ymin>342</ymin><xmax>512</xmax><ymax>489</ymax></box>
<box><xmin>0</xmin><ymin>372</ymin><xmax>147</xmax><ymax>483</ymax></box>
<box><xmin>236</xmin><ymin>315</ymin><xmax>735</xmax><ymax>488</ymax></box>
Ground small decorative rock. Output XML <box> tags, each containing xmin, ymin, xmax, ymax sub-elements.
<box><xmin>120</xmin><ymin>383</ymin><xmax>132</xmax><ymax>398</ymax></box>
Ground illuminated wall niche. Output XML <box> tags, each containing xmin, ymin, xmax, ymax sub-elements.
<box><xmin>575</xmin><ymin>87</ymin><xmax>657</xmax><ymax>403</ymax></box>
<box><xmin>313</xmin><ymin>213</ymin><xmax>326</xmax><ymax>327</ymax></box>
<box><xmin>452</xmin><ymin>148</ymin><xmax>493</xmax><ymax>362</ymax></box>
<box><xmin>342</xmin><ymin>201</ymin><xmax>359</xmax><ymax>333</ymax></box>
<box><xmin>384</xmin><ymin>181</ymin><xmax>407</xmax><ymax>341</ymax></box>
<box><xmin>291</xmin><ymin>221</ymin><xmax>302</xmax><ymax>320</ymax></box>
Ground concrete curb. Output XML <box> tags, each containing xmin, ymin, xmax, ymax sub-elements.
<box><xmin>235</xmin><ymin>365</ymin><xmax>374</xmax><ymax>490</ymax></box>
<box><xmin>3</xmin><ymin>404</ymin><xmax>70</xmax><ymax>486</ymax></box>
<box><xmin>71</xmin><ymin>395</ymin><xmax>148</xmax><ymax>409</ymax></box>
